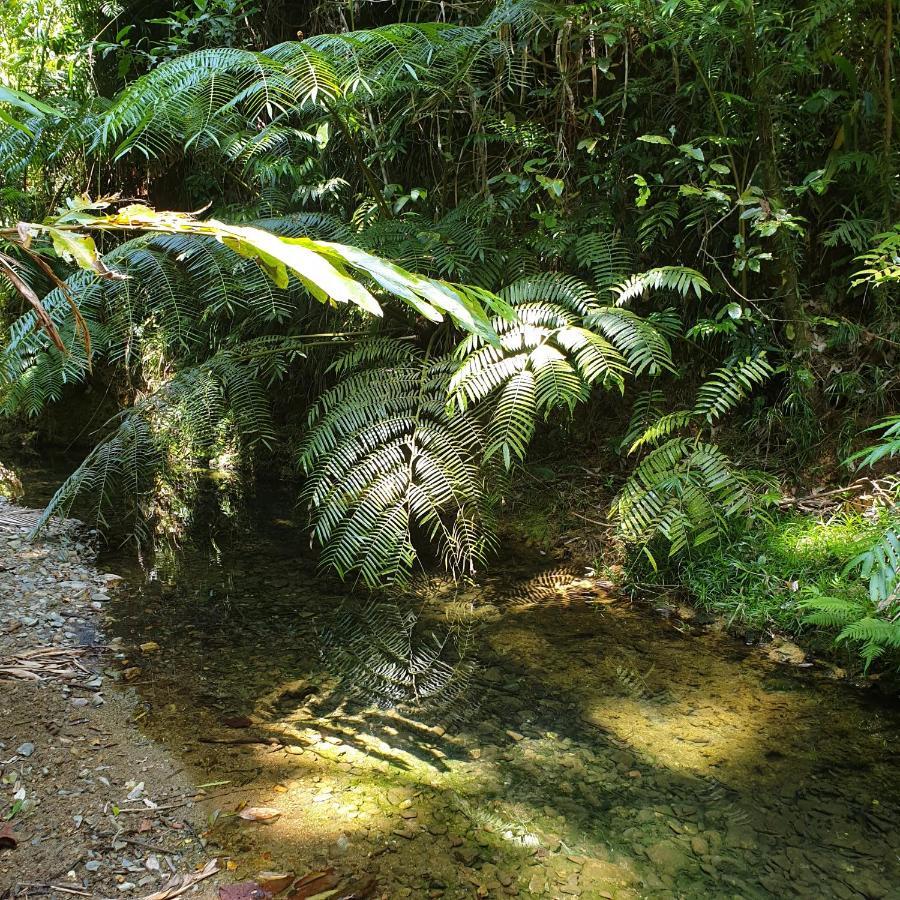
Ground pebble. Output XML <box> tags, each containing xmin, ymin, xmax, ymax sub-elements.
<box><xmin>16</xmin><ymin>742</ymin><xmax>35</xmax><ymax>757</ymax></box>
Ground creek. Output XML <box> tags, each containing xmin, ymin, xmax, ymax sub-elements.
<box><xmin>21</xmin><ymin>464</ymin><xmax>900</xmax><ymax>898</ymax></box>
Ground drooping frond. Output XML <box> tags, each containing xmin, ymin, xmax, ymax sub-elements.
<box><xmin>33</xmin><ymin>415</ymin><xmax>160</xmax><ymax>538</ymax></box>
<box><xmin>693</xmin><ymin>352</ymin><xmax>774</xmax><ymax>423</ymax></box>
<box><xmin>298</xmin><ymin>341</ymin><xmax>496</xmax><ymax>587</ymax></box>
<box><xmin>584</xmin><ymin>307</ymin><xmax>677</xmax><ymax>375</ymax></box>
<box><xmin>627</xmin><ymin>410</ymin><xmax>695</xmax><ymax>453</ymax></box>
<box><xmin>612</xmin><ymin>438</ymin><xmax>761</xmax><ymax>559</ymax></box>
<box><xmin>449</xmin><ymin>272</ymin><xmax>679</xmax><ymax>465</ymax></box>
<box><xmin>614</xmin><ymin>266</ymin><xmax>711</xmax><ymax>305</ymax></box>
<box><xmin>33</xmin><ymin>345</ymin><xmax>282</xmax><ymax>536</ymax></box>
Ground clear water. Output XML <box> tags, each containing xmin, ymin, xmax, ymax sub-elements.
<box><xmin>21</xmin><ymin>467</ymin><xmax>900</xmax><ymax>898</ymax></box>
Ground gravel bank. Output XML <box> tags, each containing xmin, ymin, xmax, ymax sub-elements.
<box><xmin>0</xmin><ymin>499</ymin><xmax>218</xmax><ymax>898</ymax></box>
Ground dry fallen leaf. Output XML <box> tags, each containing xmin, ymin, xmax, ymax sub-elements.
<box><xmin>257</xmin><ymin>872</ymin><xmax>294</xmax><ymax>894</ymax></box>
<box><xmin>288</xmin><ymin>868</ymin><xmax>340</xmax><ymax>900</ymax></box>
<box><xmin>141</xmin><ymin>858</ymin><xmax>220</xmax><ymax>900</ymax></box>
<box><xmin>238</xmin><ymin>807</ymin><xmax>282</xmax><ymax>823</ymax></box>
<box><xmin>0</xmin><ymin>822</ymin><xmax>19</xmax><ymax>849</ymax></box>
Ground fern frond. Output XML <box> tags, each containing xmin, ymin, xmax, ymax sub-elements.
<box><xmin>693</xmin><ymin>352</ymin><xmax>773</xmax><ymax>422</ymax></box>
<box><xmin>620</xmin><ymin>388</ymin><xmax>666</xmax><ymax>453</ymax></box>
<box><xmin>613</xmin><ymin>438</ymin><xmax>758</xmax><ymax>555</ymax></box>
<box><xmin>614</xmin><ymin>266</ymin><xmax>711</xmax><ymax>305</ymax></box>
<box><xmin>298</xmin><ymin>340</ymin><xmax>495</xmax><ymax>586</ymax></box>
<box><xmin>628</xmin><ymin>410</ymin><xmax>694</xmax><ymax>453</ymax></box>
<box><xmin>573</xmin><ymin>233</ymin><xmax>633</xmax><ymax>299</ymax></box>
<box><xmin>584</xmin><ymin>307</ymin><xmax>676</xmax><ymax>375</ymax></box>
<box><xmin>798</xmin><ymin>593</ymin><xmax>866</xmax><ymax>627</ymax></box>
<box><xmin>450</xmin><ymin>273</ymin><xmax>641</xmax><ymax>465</ymax></box>
<box><xmin>846</xmin><ymin>525</ymin><xmax>900</xmax><ymax>605</ymax></box>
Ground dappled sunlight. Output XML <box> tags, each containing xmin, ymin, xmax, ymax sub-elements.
<box><xmin>102</xmin><ymin>533</ymin><xmax>900</xmax><ymax>897</ymax></box>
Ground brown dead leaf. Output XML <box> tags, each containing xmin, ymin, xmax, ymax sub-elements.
<box><xmin>218</xmin><ymin>883</ymin><xmax>272</xmax><ymax>900</ymax></box>
<box><xmin>288</xmin><ymin>869</ymin><xmax>340</xmax><ymax>900</ymax></box>
<box><xmin>257</xmin><ymin>873</ymin><xmax>294</xmax><ymax>895</ymax></box>
<box><xmin>223</xmin><ymin>715</ymin><xmax>254</xmax><ymax>729</ymax></box>
<box><xmin>141</xmin><ymin>858</ymin><xmax>219</xmax><ymax>900</ymax></box>
<box><xmin>0</xmin><ymin>822</ymin><xmax>19</xmax><ymax>849</ymax></box>
<box><xmin>238</xmin><ymin>807</ymin><xmax>282</xmax><ymax>823</ymax></box>
<box><xmin>138</xmin><ymin>818</ymin><xmax>154</xmax><ymax>833</ymax></box>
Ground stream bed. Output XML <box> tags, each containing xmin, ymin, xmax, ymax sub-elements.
<box><xmin>21</xmin><ymin>467</ymin><xmax>900</xmax><ymax>898</ymax></box>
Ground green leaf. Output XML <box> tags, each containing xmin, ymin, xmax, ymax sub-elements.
<box><xmin>0</xmin><ymin>85</ymin><xmax>62</xmax><ymax>118</ymax></box>
<box><xmin>47</xmin><ymin>228</ymin><xmax>120</xmax><ymax>278</ymax></box>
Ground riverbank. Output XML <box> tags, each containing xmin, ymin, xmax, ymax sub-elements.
<box><xmin>500</xmin><ymin>461</ymin><xmax>898</xmax><ymax>682</ymax></box>
<box><xmin>0</xmin><ymin>499</ymin><xmax>219</xmax><ymax>898</ymax></box>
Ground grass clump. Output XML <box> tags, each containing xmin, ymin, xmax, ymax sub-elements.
<box><xmin>679</xmin><ymin>510</ymin><xmax>884</xmax><ymax>633</ymax></box>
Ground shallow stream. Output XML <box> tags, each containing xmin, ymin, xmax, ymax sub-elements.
<box><xmin>21</xmin><ymin>467</ymin><xmax>900</xmax><ymax>898</ymax></box>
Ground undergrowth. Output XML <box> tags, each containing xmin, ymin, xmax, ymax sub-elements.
<box><xmin>678</xmin><ymin>510</ymin><xmax>885</xmax><ymax>633</ymax></box>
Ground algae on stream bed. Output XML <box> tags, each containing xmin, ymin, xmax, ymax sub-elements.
<box><xmin>90</xmin><ymin>506</ymin><xmax>900</xmax><ymax>899</ymax></box>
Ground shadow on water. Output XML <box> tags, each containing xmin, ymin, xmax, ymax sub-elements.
<box><xmin>17</xmin><ymin>465</ymin><xmax>900</xmax><ymax>898</ymax></box>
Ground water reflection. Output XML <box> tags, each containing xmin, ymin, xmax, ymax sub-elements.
<box><xmin>318</xmin><ymin>598</ymin><xmax>478</xmax><ymax>718</ymax></box>
<box><xmin>19</xmin><ymin>469</ymin><xmax>899</xmax><ymax>898</ymax></box>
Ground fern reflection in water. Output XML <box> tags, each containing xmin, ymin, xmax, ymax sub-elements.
<box><xmin>317</xmin><ymin>598</ymin><xmax>477</xmax><ymax>720</ymax></box>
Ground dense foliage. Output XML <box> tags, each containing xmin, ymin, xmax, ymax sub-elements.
<box><xmin>1</xmin><ymin>0</ymin><xmax>898</xmax><ymax>667</ymax></box>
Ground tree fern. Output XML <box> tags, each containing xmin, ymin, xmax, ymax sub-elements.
<box><xmin>298</xmin><ymin>341</ymin><xmax>496</xmax><ymax>587</ymax></box>
<box><xmin>96</xmin><ymin>17</ymin><xmax>520</xmax><ymax>164</ymax></box>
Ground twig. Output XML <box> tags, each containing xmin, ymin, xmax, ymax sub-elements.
<box><xmin>18</xmin><ymin>885</ymin><xmax>91</xmax><ymax>898</ymax></box>
<box><xmin>113</xmin><ymin>836</ymin><xmax>179</xmax><ymax>854</ymax></box>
